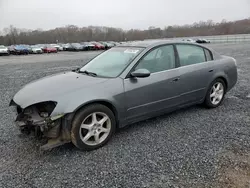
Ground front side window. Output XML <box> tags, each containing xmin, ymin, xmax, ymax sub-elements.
<box><xmin>80</xmin><ymin>47</ymin><xmax>143</xmax><ymax>77</ymax></box>
<box><xmin>134</xmin><ymin>45</ymin><xmax>175</xmax><ymax>73</ymax></box>
<box><xmin>176</xmin><ymin>44</ymin><xmax>206</xmax><ymax>66</ymax></box>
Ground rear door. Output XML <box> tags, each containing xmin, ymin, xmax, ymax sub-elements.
<box><xmin>175</xmin><ymin>44</ymin><xmax>215</xmax><ymax>105</ymax></box>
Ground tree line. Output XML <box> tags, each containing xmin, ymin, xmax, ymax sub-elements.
<box><xmin>0</xmin><ymin>18</ymin><xmax>250</xmax><ymax>45</ymax></box>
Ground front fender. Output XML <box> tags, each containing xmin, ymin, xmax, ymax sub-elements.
<box><xmin>50</xmin><ymin>78</ymin><xmax>125</xmax><ymax>120</ymax></box>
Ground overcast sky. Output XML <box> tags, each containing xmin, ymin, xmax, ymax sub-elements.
<box><xmin>0</xmin><ymin>0</ymin><xmax>249</xmax><ymax>31</ymax></box>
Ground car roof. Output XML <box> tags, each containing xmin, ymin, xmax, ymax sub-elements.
<box><xmin>118</xmin><ymin>39</ymin><xmax>194</xmax><ymax>48</ymax></box>
<box><xmin>117</xmin><ymin>39</ymin><xmax>211</xmax><ymax>49</ymax></box>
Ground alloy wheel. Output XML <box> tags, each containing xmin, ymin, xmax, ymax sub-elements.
<box><xmin>210</xmin><ymin>82</ymin><xmax>224</xmax><ymax>105</ymax></box>
<box><xmin>79</xmin><ymin>112</ymin><xmax>111</xmax><ymax>146</ymax></box>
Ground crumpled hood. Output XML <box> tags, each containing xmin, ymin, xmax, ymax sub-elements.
<box><xmin>13</xmin><ymin>71</ymin><xmax>108</xmax><ymax>108</ymax></box>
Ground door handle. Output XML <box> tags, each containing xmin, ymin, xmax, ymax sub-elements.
<box><xmin>172</xmin><ymin>77</ymin><xmax>180</xmax><ymax>82</ymax></box>
<box><xmin>209</xmin><ymin>69</ymin><xmax>213</xmax><ymax>72</ymax></box>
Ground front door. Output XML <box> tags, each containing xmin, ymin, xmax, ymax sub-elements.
<box><xmin>123</xmin><ymin>45</ymin><xmax>181</xmax><ymax>123</ymax></box>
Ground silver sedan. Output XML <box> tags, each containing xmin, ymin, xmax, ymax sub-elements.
<box><xmin>10</xmin><ymin>40</ymin><xmax>238</xmax><ymax>151</ymax></box>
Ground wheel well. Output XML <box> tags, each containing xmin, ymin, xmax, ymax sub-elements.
<box><xmin>217</xmin><ymin>77</ymin><xmax>228</xmax><ymax>91</ymax></box>
<box><xmin>73</xmin><ymin>101</ymin><xmax>119</xmax><ymax>126</ymax></box>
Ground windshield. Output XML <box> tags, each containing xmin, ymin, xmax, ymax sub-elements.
<box><xmin>79</xmin><ymin>47</ymin><xmax>143</xmax><ymax>77</ymax></box>
<box><xmin>0</xmin><ymin>45</ymin><xmax>6</xmax><ymax>49</ymax></box>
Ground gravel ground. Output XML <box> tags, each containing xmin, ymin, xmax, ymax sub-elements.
<box><xmin>0</xmin><ymin>44</ymin><xmax>249</xmax><ymax>188</ymax></box>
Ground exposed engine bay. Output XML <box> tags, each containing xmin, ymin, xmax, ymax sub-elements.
<box><xmin>10</xmin><ymin>100</ymin><xmax>73</xmax><ymax>150</ymax></box>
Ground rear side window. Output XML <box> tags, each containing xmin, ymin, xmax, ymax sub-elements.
<box><xmin>176</xmin><ymin>44</ymin><xmax>206</xmax><ymax>66</ymax></box>
<box><xmin>204</xmin><ymin>49</ymin><xmax>213</xmax><ymax>61</ymax></box>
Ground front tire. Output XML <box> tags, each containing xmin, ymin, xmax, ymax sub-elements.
<box><xmin>204</xmin><ymin>78</ymin><xmax>226</xmax><ymax>108</ymax></box>
<box><xmin>71</xmin><ymin>104</ymin><xmax>116</xmax><ymax>151</ymax></box>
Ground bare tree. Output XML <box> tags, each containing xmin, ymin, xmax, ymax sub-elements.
<box><xmin>1</xmin><ymin>18</ymin><xmax>250</xmax><ymax>45</ymax></box>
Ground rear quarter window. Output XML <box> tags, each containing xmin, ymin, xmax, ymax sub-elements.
<box><xmin>204</xmin><ymin>49</ymin><xmax>213</xmax><ymax>61</ymax></box>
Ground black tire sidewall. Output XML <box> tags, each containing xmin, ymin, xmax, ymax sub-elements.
<box><xmin>204</xmin><ymin>78</ymin><xmax>226</xmax><ymax>108</ymax></box>
<box><xmin>71</xmin><ymin>104</ymin><xmax>116</xmax><ymax>151</ymax></box>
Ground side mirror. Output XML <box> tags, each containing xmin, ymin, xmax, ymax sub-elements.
<box><xmin>130</xmin><ymin>69</ymin><xmax>150</xmax><ymax>78</ymax></box>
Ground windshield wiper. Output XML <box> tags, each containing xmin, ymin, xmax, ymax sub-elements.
<box><xmin>79</xmin><ymin>70</ymin><xmax>97</xmax><ymax>77</ymax></box>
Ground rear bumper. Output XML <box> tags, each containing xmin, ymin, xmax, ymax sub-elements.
<box><xmin>228</xmin><ymin>68</ymin><xmax>238</xmax><ymax>92</ymax></box>
<box><xmin>226</xmin><ymin>58</ymin><xmax>238</xmax><ymax>92</ymax></box>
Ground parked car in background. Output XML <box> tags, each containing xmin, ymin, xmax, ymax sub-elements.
<box><xmin>10</xmin><ymin>40</ymin><xmax>237</xmax><ymax>151</ymax></box>
<box><xmin>107</xmin><ymin>42</ymin><xmax>116</xmax><ymax>47</ymax></box>
<box><xmin>61</xmin><ymin>43</ymin><xmax>70</xmax><ymax>51</ymax></box>
<box><xmin>0</xmin><ymin>45</ymin><xmax>10</xmax><ymax>55</ymax></box>
<box><xmin>99</xmin><ymin>42</ymin><xmax>114</xmax><ymax>50</ymax></box>
<box><xmin>78</xmin><ymin>42</ymin><xmax>90</xmax><ymax>51</ymax></box>
<box><xmin>26</xmin><ymin>45</ymin><xmax>33</xmax><ymax>54</ymax></box>
<box><xmin>108</xmin><ymin>41</ymin><xmax>121</xmax><ymax>46</ymax></box>
<box><xmin>9</xmin><ymin>45</ymin><xmax>29</xmax><ymax>55</ymax></box>
<box><xmin>8</xmin><ymin>46</ymin><xmax>14</xmax><ymax>54</ymax></box>
<box><xmin>91</xmin><ymin>42</ymin><xmax>105</xmax><ymax>50</ymax></box>
<box><xmin>80</xmin><ymin>42</ymin><xmax>95</xmax><ymax>51</ymax></box>
<box><xmin>21</xmin><ymin>45</ymin><xmax>32</xmax><ymax>53</ymax></box>
<box><xmin>30</xmin><ymin>45</ymin><xmax>43</xmax><ymax>54</ymax></box>
<box><xmin>196</xmin><ymin>38</ymin><xmax>211</xmax><ymax>44</ymax></box>
<box><xmin>58</xmin><ymin>44</ymin><xmax>65</xmax><ymax>51</ymax></box>
<box><xmin>36</xmin><ymin>44</ymin><xmax>46</xmax><ymax>51</ymax></box>
<box><xmin>43</xmin><ymin>45</ymin><xmax>57</xmax><ymax>53</ymax></box>
<box><xmin>65</xmin><ymin>43</ymin><xmax>84</xmax><ymax>51</ymax></box>
<box><xmin>182</xmin><ymin>38</ymin><xmax>196</xmax><ymax>43</ymax></box>
<box><xmin>99</xmin><ymin>42</ymin><xmax>109</xmax><ymax>50</ymax></box>
<box><xmin>51</xmin><ymin>44</ymin><xmax>64</xmax><ymax>51</ymax></box>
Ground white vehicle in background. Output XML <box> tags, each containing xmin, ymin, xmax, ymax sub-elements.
<box><xmin>51</xmin><ymin>44</ymin><xmax>63</xmax><ymax>51</ymax></box>
<box><xmin>30</xmin><ymin>45</ymin><xmax>43</xmax><ymax>54</ymax></box>
<box><xmin>182</xmin><ymin>38</ymin><xmax>197</xmax><ymax>43</ymax></box>
<box><xmin>0</xmin><ymin>45</ymin><xmax>10</xmax><ymax>55</ymax></box>
<box><xmin>79</xmin><ymin>42</ymin><xmax>96</xmax><ymax>51</ymax></box>
<box><xmin>62</xmin><ymin>43</ymin><xmax>71</xmax><ymax>51</ymax></box>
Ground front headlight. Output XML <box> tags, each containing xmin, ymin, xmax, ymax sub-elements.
<box><xmin>35</xmin><ymin>101</ymin><xmax>57</xmax><ymax>117</ymax></box>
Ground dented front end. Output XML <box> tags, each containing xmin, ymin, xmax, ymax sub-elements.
<box><xmin>9</xmin><ymin>100</ymin><xmax>72</xmax><ymax>150</ymax></box>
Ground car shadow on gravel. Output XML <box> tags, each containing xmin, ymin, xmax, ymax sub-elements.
<box><xmin>39</xmin><ymin>104</ymin><xmax>202</xmax><ymax>155</ymax></box>
<box><xmin>117</xmin><ymin>104</ymin><xmax>207</xmax><ymax>132</ymax></box>
<box><xmin>41</xmin><ymin>102</ymin><xmax>226</xmax><ymax>154</ymax></box>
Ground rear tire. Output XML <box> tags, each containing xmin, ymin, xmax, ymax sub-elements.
<box><xmin>71</xmin><ymin>104</ymin><xmax>116</xmax><ymax>151</ymax></box>
<box><xmin>204</xmin><ymin>78</ymin><xmax>226</xmax><ymax>108</ymax></box>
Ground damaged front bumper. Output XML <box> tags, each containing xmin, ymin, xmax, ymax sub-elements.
<box><xmin>10</xmin><ymin>99</ymin><xmax>73</xmax><ymax>151</ymax></box>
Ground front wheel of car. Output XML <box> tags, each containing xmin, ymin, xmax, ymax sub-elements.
<box><xmin>71</xmin><ymin>104</ymin><xmax>116</xmax><ymax>151</ymax></box>
<box><xmin>204</xmin><ymin>78</ymin><xmax>226</xmax><ymax>108</ymax></box>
